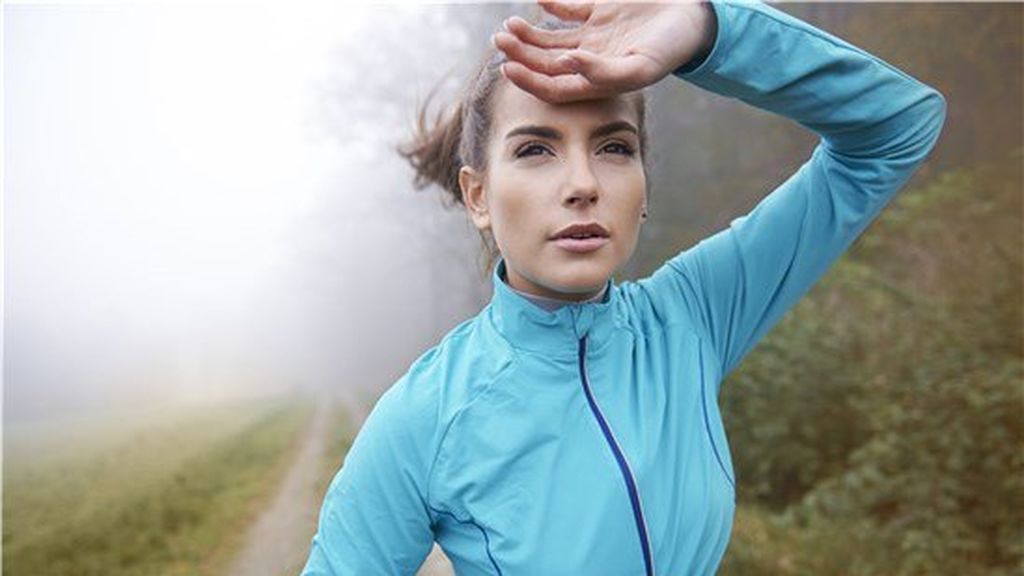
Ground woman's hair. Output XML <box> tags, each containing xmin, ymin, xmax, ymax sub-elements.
<box><xmin>398</xmin><ymin>19</ymin><xmax>649</xmax><ymax>275</ymax></box>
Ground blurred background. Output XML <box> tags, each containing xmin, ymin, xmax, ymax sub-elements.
<box><xmin>3</xmin><ymin>1</ymin><xmax>1021</xmax><ymax>575</ymax></box>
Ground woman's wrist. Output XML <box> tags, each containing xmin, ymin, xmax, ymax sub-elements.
<box><xmin>677</xmin><ymin>1</ymin><xmax>718</xmax><ymax>74</ymax></box>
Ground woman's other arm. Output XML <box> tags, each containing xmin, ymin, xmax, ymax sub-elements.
<box><xmin>497</xmin><ymin>0</ymin><xmax>946</xmax><ymax>383</ymax></box>
<box><xmin>301</xmin><ymin>379</ymin><xmax>437</xmax><ymax>575</ymax></box>
<box><xmin>643</xmin><ymin>0</ymin><xmax>946</xmax><ymax>381</ymax></box>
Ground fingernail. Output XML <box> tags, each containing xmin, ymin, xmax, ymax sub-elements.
<box><xmin>502</xmin><ymin>18</ymin><xmax>510</xmax><ymax>32</ymax></box>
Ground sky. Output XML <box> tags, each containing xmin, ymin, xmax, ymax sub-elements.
<box><xmin>4</xmin><ymin>1</ymin><xmax>492</xmax><ymax>423</ymax></box>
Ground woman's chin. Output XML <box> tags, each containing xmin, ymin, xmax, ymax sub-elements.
<box><xmin>509</xmin><ymin>253</ymin><xmax>616</xmax><ymax>299</ymax></box>
<box><xmin>543</xmin><ymin>269</ymin><xmax>611</xmax><ymax>297</ymax></box>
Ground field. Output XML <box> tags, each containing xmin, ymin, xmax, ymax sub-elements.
<box><xmin>3</xmin><ymin>396</ymin><xmax>320</xmax><ymax>576</ymax></box>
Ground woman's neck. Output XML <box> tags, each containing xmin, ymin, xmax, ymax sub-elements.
<box><xmin>501</xmin><ymin>269</ymin><xmax>608</xmax><ymax>311</ymax></box>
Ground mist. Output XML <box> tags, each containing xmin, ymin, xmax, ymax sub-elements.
<box><xmin>4</xmin><ymin>2</ymin><xmax>511</xmax><ymax>424</ymax></box>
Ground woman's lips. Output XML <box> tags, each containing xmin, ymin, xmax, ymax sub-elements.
<box><xmin>551</xmin><ymin>236</ymin><xmax>609</xmax><ymax>253</ymax></box>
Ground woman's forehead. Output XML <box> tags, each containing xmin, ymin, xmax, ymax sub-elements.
<box><xmin>491</xmin><ymin>80</ymin><xmax>640</xmax><ymax>137</ymax></box>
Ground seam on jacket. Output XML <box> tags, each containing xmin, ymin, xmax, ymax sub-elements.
<box><xmin>628</xmin><ymin>311</ymin><xmax>708</xmax><ymax>360</ymax></box>
<box><xmin>491</xmin><ymin>327</ymin><xmax>618</xmax><ymax>358</ymax></box>
<box><xmin>489</xmin><ymin>311</ymin><xmax>631</xmax><ymax>360</ymax></box>
<box><xmin>424</xmin><ymin>338</ymin><xmax>520</xmax><ymax>515</ymax></box>
<box><xmin>633</xmin><ymin>266</ymin><xmax>730</xmax><ymax>383</ymax></box>
<box><xmin>418</xmin><ymin>327</ymin><xmax>477</xmax><ymax>518</ymax></box>
<box><xmin>506</xmin><ymin>328</ymin><xmax>621</xmax><ymax>361</ymax></box>
<box><xmin>428</xmin><ymin>506</ymin><xmax>503</xmax><ymax>576</ymax></box>
<box><xmin>626</xmin><ymin>290</ymin><xmax>733</xmax><ymax>481</ymax></box>
<box><xmin>699</xmin><ymin>345</ymin><xmax>736</xmax><ymax>490</ymax></box>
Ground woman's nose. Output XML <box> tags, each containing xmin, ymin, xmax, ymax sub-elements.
<box><xmin>562</xmin><ymin>157</ymin><xmax>600</xmax><ymax>208</ymax></box>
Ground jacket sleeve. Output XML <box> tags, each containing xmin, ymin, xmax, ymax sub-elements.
<box><xmin>638</xmin><ymin>0</ymin><xmax>947</xmax><ymax>383</ymax></box>
<box><xmin>301</xmin><ymin>379</ymin><xmax>438</xmax><ymax>575</ymax></box>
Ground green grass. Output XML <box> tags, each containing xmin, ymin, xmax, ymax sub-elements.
<box><xmin>3</xmin><ymin>396</ymin><xmax>314</xmax><ymax>576</ymax></box>
<box><xmin>312</xmin><ymin>402</ymin><xmax>357</xmax><ymax>504</ymax></box>
<box><xmin>281</xmin><ymin>399</ymin><xmax>356</xmax><ymax>576</ymax></box>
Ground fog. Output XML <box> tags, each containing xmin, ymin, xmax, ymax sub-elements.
<box><xmin>4</xmin><ymin>2</ymin><xmax>518</xmax><ymax>424</ymax></box>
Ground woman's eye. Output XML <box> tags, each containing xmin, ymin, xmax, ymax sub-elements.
<box><xmin>515</xmin><ymin>143</ymin><xmax>551</xmax><ymax>158</ymax></box>
<box><xmin>601</xmin><ymin>142</ymin><xmax>636</xmax><ymax>156</ymax></box>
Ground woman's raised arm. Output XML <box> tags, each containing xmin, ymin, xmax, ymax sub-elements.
<box><xmin>500</xmin><ymin>0</ymin><xmax>947</xmax><ymax>383</ymax></box>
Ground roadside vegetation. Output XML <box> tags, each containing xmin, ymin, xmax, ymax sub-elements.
<box><xmin>3</xmin><ymin>397</ymin><xmax>313</xmax><ymax>576</ymax></box>
<box><xmin>287</xmin><ymin>399</ymin><xmax>356</xmax><ymax>576</ymax></box>
<box><xmin>718</xmin><ymin>153</ymin><xmax>1022</xmax><ymax>574</ymax></box>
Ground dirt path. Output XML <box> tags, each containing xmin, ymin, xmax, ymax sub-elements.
<box><xmin>227</xmin><ymin>389</ymin><xmax>453</xmax><ymax>576</ymax></box>
<box><xmin>227</xmin><ymin>399</ymin><xmax>332</xmax><ymax>576</ymax></box>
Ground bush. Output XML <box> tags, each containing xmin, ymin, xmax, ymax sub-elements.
<box><xmin>721</xmin><ymin>151</ymin><xmax>1023</xmax><ymax>573</ymax></box>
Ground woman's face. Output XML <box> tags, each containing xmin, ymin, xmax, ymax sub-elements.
<box><xmin>460</xmin><ymin>81</ymin><xmax>647</xmax><ymax>301</ymax></box>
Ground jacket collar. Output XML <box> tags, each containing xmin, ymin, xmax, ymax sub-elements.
<box><xmin>486</xmin><ymin>257</ymin><xmax>619</xmax><ymax>357</ymax></box>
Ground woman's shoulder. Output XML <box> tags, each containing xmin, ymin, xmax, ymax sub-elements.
<box><xmin>612</xmin><ymin>260</ymin><xmax>706</xmax><ymax>337</ymax></box>
<box><xmin>384</xmin><ymin>309</ymin><xmax>515</xmax><ymax>427</ymax></box>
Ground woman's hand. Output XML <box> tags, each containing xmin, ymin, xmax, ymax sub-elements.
<box><xmin>493</xmin><ymin>0</ymin><xmax>717</xmax><ymax>103</ymax></box>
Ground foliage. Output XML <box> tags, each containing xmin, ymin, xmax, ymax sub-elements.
<box><xmin>719</xmin><ymin>152</ymin><xmax>1023</xmax><ymax>574</ymax></box>
<box><xmin>721</xmin><ymin>504</ymin><xmax>879</xmax><ymax>575</ymax></box>
<box><xmin>313</xmin><ymin>401</ymin><xmax>357</xmax><ymax>504</ymax></box>
<box><xmin>3</xmin><ymin>399</ymin><xmax>313</xmax><ymax>576</ymax></box>
<box><xmin>630</xmin><ymin>2</ymin><xmax>1021</xmax><ymax>281</ymax></box>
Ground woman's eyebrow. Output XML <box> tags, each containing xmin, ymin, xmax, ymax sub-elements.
<box><xmin>591</xmin><ymin>120</ymin><xmax>639</xmax><ymax>139</ymax></box>
<box><xmin>505</xmin><ymin>125</ymin><xmax>561</xmax><ymax>141</ymax></box>
<box><xmin>504</xmin><ymin>120</ymin><xmax>638</xmax><ymax>141</ymax></box>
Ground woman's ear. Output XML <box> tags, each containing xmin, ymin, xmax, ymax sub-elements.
<box><xmin>460</xmin><ymin>166</ymin><xmax>491</xmax><ymax>231</ymax></box>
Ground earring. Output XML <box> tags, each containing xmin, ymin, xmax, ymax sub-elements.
<box><xmin>641</xmin><ymin>208</ymin><xmax>648</xmax><ymax>219</ymax></box>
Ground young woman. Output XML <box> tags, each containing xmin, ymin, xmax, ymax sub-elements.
<box><xmin>303</xmin><ymin>1</ymin><xmax>946</xmax><ymax>574</ymax></box>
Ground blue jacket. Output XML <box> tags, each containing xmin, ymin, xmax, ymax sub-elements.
<box><xmin>302</xmin><ymin>1</ymin><xmax>946</xmax><ymax>574</ymax></box>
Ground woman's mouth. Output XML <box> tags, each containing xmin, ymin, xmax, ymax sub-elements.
<box><xmin>550</xmin><ymin>223</ymin><xmax>610</xmax><ymax>253</ymax></box>
<box><xmin>552</xmin><ymin>236</ymin><xmax>609</xmax><ymax>253</ymax></box>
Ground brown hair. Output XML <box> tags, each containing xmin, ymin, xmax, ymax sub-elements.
<box><xmin>398</xmin><ymin>20</ymin><xmax>649</xmax><ymax>276</ymax></box>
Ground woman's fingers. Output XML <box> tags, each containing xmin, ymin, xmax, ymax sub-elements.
<box><xmin>537</xmin><ymin>1</ymin><xmax>593</xmax><ymax>23</ymax></box>
<box><xmin>496</xmin><ymin>33</ymin><xmax>654</xmax><ymax>103</ymax></box>
<box><xmin>501</xmin><ymin>61</ymin><xmax>611</xmax><ymax>104</ymax></box>
<box><xmin>505</xmin><ymin>16</ymin><xmax>581</xmax><ymax>49</ymax></box>
<box><xmin>558</xmin><ymin>50</ymin><xmax>657</xmax><ymax>90</ymax></box>
<box><xmin>493</xmin><ymin>31</ymin><xmax>574</xmax><ymax>76</ymax></box>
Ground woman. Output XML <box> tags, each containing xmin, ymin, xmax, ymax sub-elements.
<box><xmin>303</xmin><ymin>0</ymin><xmax>946</xmax><ymax>574</ymax></box>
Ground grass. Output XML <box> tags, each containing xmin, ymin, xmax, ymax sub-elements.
<box><xmin>312</xmin><ymin>401</ymin><xmax>357</xmax><ymax>504</ymax></box>
<box><xmin>3</xmin><ymin>396</ymin><xmax>314</xmax><ymax>576</ymax></box>
<box><xmin>281</xmin><ymin>399</ymin><xmax>357</xmax><ymax>576</ymax></box>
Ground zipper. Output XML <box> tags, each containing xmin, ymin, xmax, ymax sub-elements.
<box><xmin>577</xmin><ymin>335</ymin><xmax>655</xmax><ymax>576</ymax></box>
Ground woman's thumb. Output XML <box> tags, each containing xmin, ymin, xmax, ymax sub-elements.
<box><xmin>558</xmin><ymin>50</ymin><xmax>652</xmax><ymax>90</ymax></box>
<box><xmin>557</xmin><ymin>50</ymin><xmax>613</xmax><ymax>85</ymax></box>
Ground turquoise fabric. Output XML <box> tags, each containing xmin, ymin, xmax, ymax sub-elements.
<box><xmin>302</xmin><ymin>1</ymin><xmax>946</xmax><ymax>574</ymax></box>
<box><xmin>503</xmin><ymin>265</ymin><xmax>608</xmax><ymax>311</ymax></box>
